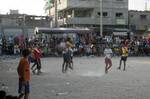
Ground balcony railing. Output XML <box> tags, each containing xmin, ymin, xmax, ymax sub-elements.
<box><xmin>58</xmin><ymin>17</ymin><xmax>113</xmax><ymax>26</ymax></box>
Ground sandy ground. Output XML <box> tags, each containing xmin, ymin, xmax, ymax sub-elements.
<box><xmin>1</xmin><ymin>56</ymin><xmax>150</xmax><ymax>99</ymax></box>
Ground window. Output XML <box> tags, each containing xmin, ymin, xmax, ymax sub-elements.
<box><xmin>97</xmin><ymin>12</ymin><xmax>100</xmax><ymax>16</ymax></box>
<box><xmin>116</xmin><ymin>13</ymin><xmax>123</xmax><ymax>18</ymax></box>
<box><xmin>145</xmin><ymin>25</ymin><xmax>148</xmax><ymax>30</ymax></box>
<box><xmin>130</xmin><ymin>14</ymin><xmax>134</xmax><ymax>18</ymax></box>
<box><xmin>75</xmin><ymin>9</ymin><xmax>92</xmax><ymax>17</ymax></box>
<box><xmin>103</xmin><ymin>12</ymin><xmax>108</xmax><ymax>17</ymax></box>
<box><xmin>97</xmin><ymin>12</ymin><xmax>108</xmax><ymax>17</ymax></box>
<box><xmin>140</xmin><ymin>14</ymin><xmax>147</xmax><ymax>20</ymax></box>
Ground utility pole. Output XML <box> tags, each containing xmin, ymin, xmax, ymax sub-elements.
<box><xmin>100</xmin><ymin>0</ymin><xmax>103</xmax><ymax>37</ymax></box>
<box><xmin>22</xmin><ymin>15</ymin><xmax>26</xmax><ymax>37</ymax></box>
<box><xmin>145</xmin><ymin>0</ymin><xmax>148</xmax><ymax>11</ymax></box>
<box><xmin>54</xmin><ymin>0</ymin><xmax>58</xmax><ymax>27</ymax></box>
<box><xmin>145</xmin><ymin>0</ymin><xmax>150</xmax><ymax>11</ymax></box>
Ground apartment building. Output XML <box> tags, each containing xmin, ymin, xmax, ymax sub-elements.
<box><xmin>0</xmin><ymin>10</ymin><xmax>51</xmax><ymax>38</ymax></box>
<box><xmin>129</xmin><ymin>10</ymin><xmax>150</xmax><ymax>35</ymax></box>
<box><xmin>45</xmin><ymin>0</ymin><xmax>128</xmax><ymax>35</ymax></box>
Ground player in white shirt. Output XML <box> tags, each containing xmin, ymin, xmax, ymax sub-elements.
<box><xmin>104</xmin><ymin>45</ymin><xmax>113</xmax><ymax>74</ymax></box>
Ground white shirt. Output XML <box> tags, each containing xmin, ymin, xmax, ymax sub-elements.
<box><xmin>60</xmin><ymin>42</ymin><xmax>66</xmax><ymax>49</ymax></box>
<box><xmin>104</xmin><ymin>48</ymin><xmax>113</xmax><ymax>59</ymax></box>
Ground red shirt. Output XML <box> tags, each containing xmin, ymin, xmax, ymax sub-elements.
<box><xmin>33</xmin><ymin>48</ymin><xmax>42</xmax><ymax>60</ymax></box>
<box><xmin>17</xmin><ymin>57</ymin><xmax>30</xmax><ymax>81</ymax></box>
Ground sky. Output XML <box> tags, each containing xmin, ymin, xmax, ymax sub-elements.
<box><xmin>129</xmin><ymin>0</ymin><xmax>150</xmax><ymax>11</ymax></box>
<box><xmin>0</xmin><ymin>0</ymin><xmax>45</xmax><ymax>15</ymax></box>
<box><xmin>0</xmin><ymin>0</ymin><xmax>149</xmax><ymax>16</ymax></box>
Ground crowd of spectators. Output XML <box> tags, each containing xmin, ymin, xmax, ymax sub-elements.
<box><xmin>1</xmin><ymin>33</ymin><xmax>150</xmax><ymax>57</ymax></box>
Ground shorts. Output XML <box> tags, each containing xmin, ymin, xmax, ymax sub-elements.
<box><xmin>63</xmin><ymin>53</ymin><xmax>71</xmax><ymax>62</ymax></box>
<box><xmin>37</xmin><ymin>59</ymin><xmax>41</xmax><ymax>70</ymax></box>
<box><xmin>18</xmin><ymin>79</ymin><xmax>30</xmax><ymax>94</ymax></box>
<box><xmin>28</xmin><ymin>56</ymin><xmax>36</xmax><ymax>63</ymax></box>
<box><xmin>105</xmin><ymin>58</ymin><xmax>112</xmax><ymax>66</ymax></box>
<box><xmin>121</xmin><ymin>56</ymin><xmax>127</xmax><ymax>61</ymax></box>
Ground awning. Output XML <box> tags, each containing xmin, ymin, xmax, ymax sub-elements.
<box><xmin>113</xmin><ymin>32</ymin><xmax>128</xmax><ymax>36</ymax></box>
<box><xmin>35</xmin><ymin>27</ymin><xmax>93</xmax><ymax>34</ymax></box>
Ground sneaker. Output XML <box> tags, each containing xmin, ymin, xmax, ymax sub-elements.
<box><xmin>32</xmin><ymin>70</ymin><xmax>36</xmax><ymax>75</ymax></box>
<box><xmin>117</xmin><ymin>67</ymin><xmax>121</xmax><ymax>70</ymax></box>
<box><xmin>105</xmin><ymin>70</ymin><xmax>108</xmax><ymax>74</ymax></box>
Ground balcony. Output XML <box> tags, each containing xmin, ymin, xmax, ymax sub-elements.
<box><xmin>67</xmin><ymin>0</ymin><xmax>100</xmax><ymax>8</ymax></box>
<box><xmin>58</xmin><ymin>17</ymin><xmax>113</xmax><ymax>26</ymax></box>
<box><xmin>116</xmin><ymin>18</ymin><xmax>127</xmax><ymax>25</ymax></box>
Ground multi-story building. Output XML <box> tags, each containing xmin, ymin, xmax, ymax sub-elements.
<box><xmin>0</xmin><ymin>10</ymin><xmax>51</xmax><ymax>39</ymax></box>
<box><xmin>129</xmin><ymin>10</ymin><xmax>150</xmax><ymax>35</ymax></box>
<box><xmin>45</xmin><ymin>0</ymin><xmax>128</xmax><ymax>35</ymax></box>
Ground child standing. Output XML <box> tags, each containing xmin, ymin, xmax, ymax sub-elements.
<box><xmin>31</xmin><ymin>46</ymin><xmax>42</xmax><ymax>75</ymax></box>
<box><xmin>104</xmin><ymin>45</ymin><xmax>113</xmax><ymax>74</ymax></box>
<box><xmin>118</xmin><ymin>44</ymin><xmax>128</xmax><ymax>71</ymax></box>
<box><xmin>17</xmin><ymin>49</ymin><xmax>31</xmax><ymax>99</ymax></box>
<box><xmin>62</xmin><ymin>47</ymin><xmax>72</xmax><ymax>73</ymax></box>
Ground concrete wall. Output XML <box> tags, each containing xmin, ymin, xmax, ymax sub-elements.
<box><xmin>129</xmin><ymin>11</ymin><xmax>150</xmax><ymax>32</ymax></box>
<box><xmin>56</xmin><ymin>0</ymin><xmax>128</xmax><ymax>28</ymax></box>
<box><xmin>0</xmin><ymin>14</ymin><xmax>51</xmax><ymax>38</ymax></box>
<box><xmin>67</xmin><ymin>0</ymin><xmax>100</xmax><ymax>8</ymax></box>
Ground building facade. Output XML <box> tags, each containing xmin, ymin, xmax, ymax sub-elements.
<box><xmin>0</xmin><ymin>12</ymin><xmax>51</xmax><ymax>39</ymax></box>
<box><xmin>129</xmin><ymin>10</ymin><xmax>150</xmax><ymax>35</ymax></box>
<box><xmin>45</xmin><ymin>0</ymin><xmax>128</xmax><ymax>35</ymax></box>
